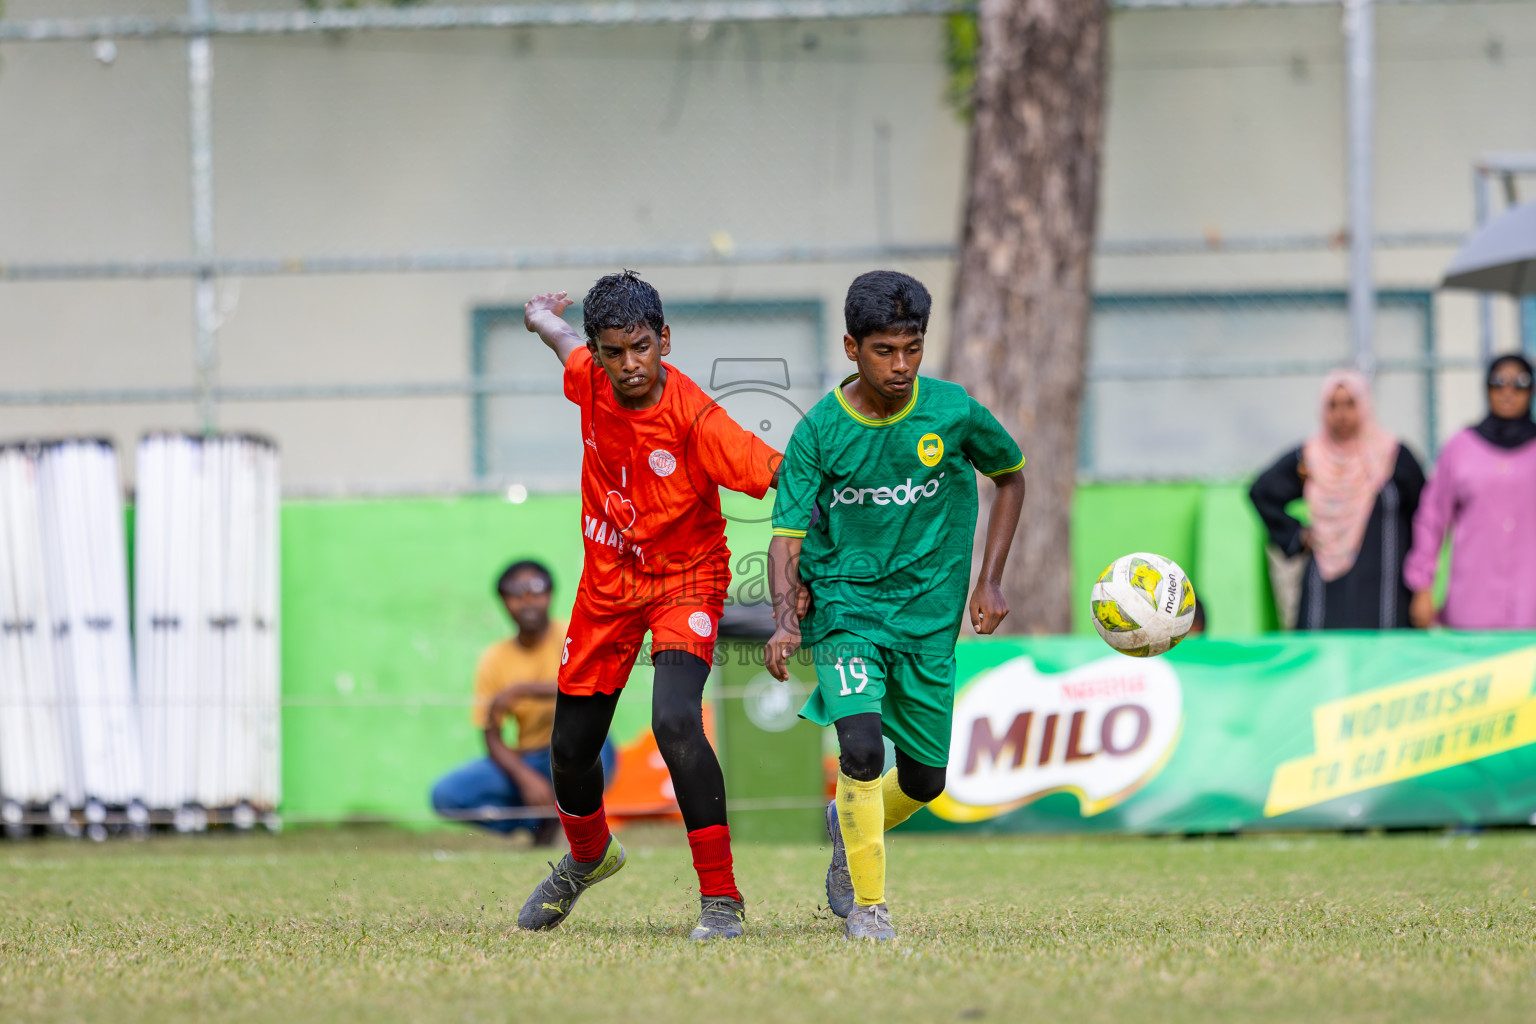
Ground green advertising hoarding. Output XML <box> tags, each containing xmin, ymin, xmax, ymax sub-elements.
<box><xmin>918</xmin><ymin>632</ymin><xmax>1536</xmax><ymax>834</ymax></box>
<box><xmin>268</xmin><ymin>491</ymin><xmax>1497</xmax><ymax>831</ymax></box>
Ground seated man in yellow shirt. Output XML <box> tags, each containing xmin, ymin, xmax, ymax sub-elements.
<box><xmin>430</xmin><ymin>559</ymin><xmax>616</xmax><ymax>844</ymax></box>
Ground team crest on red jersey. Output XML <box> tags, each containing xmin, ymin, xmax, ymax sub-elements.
<box><xmin>649</xmin><ymin>449</ymin><xmax>677</xmax><ymax>477</ymax></box>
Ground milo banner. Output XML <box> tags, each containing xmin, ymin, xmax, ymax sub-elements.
<box><xmin>919</xmin><ymin>632</ymin><xmax>1536</xmax><ymax>833</ymax></box>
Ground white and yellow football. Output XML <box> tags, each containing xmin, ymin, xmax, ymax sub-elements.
<box><xmin>1090</xmin><ymin>552</ymin><xmax>1196</xmax><ymax>657</ymax></box>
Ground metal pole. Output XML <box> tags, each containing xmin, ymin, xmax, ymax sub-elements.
<box><xmin>188</xmin><ymin>0</ymin><xmax>218</xmax><ymax>433</ymax></box>
<box><xmin>1344</xmin><ymin>0</ymin><xmax>1376</xmax><ymax>376</ymax></box>
<box><xmin>1507</xmin><ymin>170</ymin><xmax>1536</xmax><ymax>358</ymax></box>
<box><xmin>1474</xmin><ymin>167</ymin><xmax>1495</xmax><ymax>362</ymax></box>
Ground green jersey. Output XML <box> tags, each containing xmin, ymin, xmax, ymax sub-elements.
<box><xmin>771</xmin><ymin>374</ymin><xmax>1024</xmax><ymax>654</ymax></box>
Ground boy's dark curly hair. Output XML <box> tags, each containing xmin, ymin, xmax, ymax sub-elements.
<box><xmin>582</xmin><ymin>270</ymin><xmax>665</xmax><ymax>343</ymax></box>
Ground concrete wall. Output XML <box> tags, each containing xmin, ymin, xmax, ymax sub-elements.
<box><xmin>0</xmin><ymin>2</ymin><xmax>1533</xmax><ymax>489</ymax></box>
<box><xmin>1098</xmin><ymin>4</ymin><xmax>1536</xmax><ymax>446</ymax></box>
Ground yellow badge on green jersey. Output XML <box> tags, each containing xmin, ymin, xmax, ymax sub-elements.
<box><xmin>917</xmin><ymin>432</ymin><xmax>944</xmax><ymax>467</ymax></box>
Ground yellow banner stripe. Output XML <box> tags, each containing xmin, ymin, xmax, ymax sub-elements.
<box><xmin>1264</xmin><ymin>646</ymin><xmax>1536</xmax><ymax>817</ymax></box>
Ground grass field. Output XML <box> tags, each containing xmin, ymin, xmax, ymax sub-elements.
<box><xmin>3</xmin><ymin>826</ymin><xmax>1535</xmax><ymax>1023</ymax></box>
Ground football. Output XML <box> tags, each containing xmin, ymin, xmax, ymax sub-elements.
<box><xmin>1090</xmin><ymin>552</ymin><xmax>1197</xmax><ymax>657</ymax></box>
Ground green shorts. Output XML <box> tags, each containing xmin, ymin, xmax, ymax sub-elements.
<box><xmin>798</xmin><ymin>630</ymin><xmax>957</xmax><ymax>768</ymax></box>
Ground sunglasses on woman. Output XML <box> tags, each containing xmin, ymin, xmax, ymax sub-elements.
<box><xmin>1491</xmin><ymin>373</ymin><xmax>1533</xmax><ymax>390</ymax></box>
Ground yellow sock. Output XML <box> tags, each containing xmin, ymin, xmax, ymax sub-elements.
<box><xmin>881</xmin><ymin>769</ymin><xmax>928</xmax><ymax>832</ymax></box>
<box><xmin>836</xmin><ymin>772</ymin><xmax>886</xmax><ymax>907</ymax></box>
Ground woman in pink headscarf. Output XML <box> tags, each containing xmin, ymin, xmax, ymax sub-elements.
<box><xmin>1249</xmin><ymin>370</ymin><xmax>1425</xmax><ymax>629</ymax></box>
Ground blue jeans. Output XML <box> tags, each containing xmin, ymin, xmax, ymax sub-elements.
<box><xmin>430</xmin><ymin>739</ymin><xmax>617</xmax><ymax>835</ymax></box>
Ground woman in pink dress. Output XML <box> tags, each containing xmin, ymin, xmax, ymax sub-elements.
<box><xmin>1406</xmin><ymin>354</ymin><xmax>1536</xmax><ymax>629</ymax></box>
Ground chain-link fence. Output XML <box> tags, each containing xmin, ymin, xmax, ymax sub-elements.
<box><xmin>0</xmin><ymin>2</ymin><xmax>970</xmax><ymax>494</ymax></box>
<box><xmin>2</xmin><ymin>0</ymin><xmax>1530</xmax><ymax>493</ymax></box>
<box><xmin>1083</xmin><ymin>290</ymin><xmax>1468</xmax><ymax>479</ymax></box>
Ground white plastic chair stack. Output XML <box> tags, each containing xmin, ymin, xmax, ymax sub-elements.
<box><xmin>0</xmin><ymin>445</ymin><xmax>72</xmax><ymax>827</ymax></box>
<box><xmin>136</xmin><ymin>434</ymin><xmax>280</xmax><ymax>826</ymax></box>
<box><xmin>36</xmin><ymin>440</ymin><xmax>143</xmax><ymax>821</ymax></box>
<box><xmin>0</xmin><ymin>440</ymin><xmax>141</xmax><ymax>836</ymax></box>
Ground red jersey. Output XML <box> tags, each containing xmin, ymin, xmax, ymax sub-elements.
<box><xmin>563</xmin><ymin>346</ymin><xmax>779</xmax><ymax>588</ymax></box>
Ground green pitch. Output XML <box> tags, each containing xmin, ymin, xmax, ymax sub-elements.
<box><xmin>2</xmin><ymin>827</ymin><xmax>1534</xmax><ymax>1023</ymax></box>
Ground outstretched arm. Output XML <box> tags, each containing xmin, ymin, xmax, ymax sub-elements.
<box><xmin>764</xmin><ymin>534</ymin><xmax>805</xmax><ymax>681</ymax></box>
<box><xmin>694</xmin><ymin>403</ymin><xmax>783</xmax><ymax>500</ymax></box>
<box><xmin>524</xmin><ymin>291</ymin><xmax>586</xmax><ymax>365</ymax></box>
<box><xmin>968</xmin><ymin>469</ymin><xmax>1025</xmax><ymax>634</ymax></box>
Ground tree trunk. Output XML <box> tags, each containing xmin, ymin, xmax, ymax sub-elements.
<box><xmin>947</xmin><ymin>0</ymin><xmax>1107</xmax><ymax>634</ymax></box>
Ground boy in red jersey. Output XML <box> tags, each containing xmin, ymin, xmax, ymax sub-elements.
<box><xmin>516</xmin><ymin>271</ymin><xmax>779</xmax><ymax>941</ymax></box>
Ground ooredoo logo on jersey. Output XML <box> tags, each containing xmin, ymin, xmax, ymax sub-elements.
<box><xmin>830</xmin><ymin>474</ymin><xmax>945</xmax><ymax>508</ymax></box>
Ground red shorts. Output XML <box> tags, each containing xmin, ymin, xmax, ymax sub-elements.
<box><xmin>558</xmin><ymin>562</ymin><xmax>727</xmax><ymax>696</ymax></box>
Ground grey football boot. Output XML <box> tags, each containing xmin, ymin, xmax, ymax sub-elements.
<box><xmin>689</xmin><ymin>895</ymin><xmax>747</xmax><ymax>940</ymax></box>
<box><xmin>516</xmin><ymin>836</ymin><xmax>626</xmax><ymax>931</ymax></box>
<box><xmin>824</xmin><ymin>800</ymin><xmax>856</xmax><ymax>919</ymax></box>
<box><xmin>844</xmin><ymin>902</ymin><xmax>896</xmax><ymax>941</ymax></box>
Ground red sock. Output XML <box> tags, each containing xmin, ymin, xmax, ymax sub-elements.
<box><xmin>559</xmin><ymin>805</ymin><xmax>611</xmax><ymax>864</ymax></box>
<box><xmin>687</xmin><ymin>824</ymin><xmax>742</xmax><ymax>901</ymax></box>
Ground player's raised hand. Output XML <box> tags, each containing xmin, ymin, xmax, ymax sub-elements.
<box><xmin>524</xmin><ymin>291</ymin><xmax>586</xmax><ymax>364</ymax></box>
<box><xmin>524</xmin><ymin>290</ymin><xmax>573</xmax><ymax>331</ymax></box>
<box><xmin>969</xmin><ymin>580</ymin><xmax>1009</xmax><ymax>635</ymax></box>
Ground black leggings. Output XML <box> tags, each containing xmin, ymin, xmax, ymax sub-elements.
<box><xmin>833</xmin><ymin>712</ymin><xmax>947</xmax><ymax>804</ymax></box>
<box><xmin>550</xmin><ymin>650</ymin><xmax>726</xmax><ymax>833</ymax></box>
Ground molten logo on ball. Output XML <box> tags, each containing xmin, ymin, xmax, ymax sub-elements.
<box><xmin>1090</xmin><ymin>552</ymin><xmax>1196</xmax><ymax>658</ymax></box>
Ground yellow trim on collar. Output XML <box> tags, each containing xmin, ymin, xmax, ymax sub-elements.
<box><xmin>834</xmin><ymin>374</ymin><xmax>920</xmax><ymax>427</ymax></box>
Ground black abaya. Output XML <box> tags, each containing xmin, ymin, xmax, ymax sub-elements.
<box><xmin>1248</xmin><ymin>444</ymin><xmax>1425</xmax><ymax>630</ymax></box>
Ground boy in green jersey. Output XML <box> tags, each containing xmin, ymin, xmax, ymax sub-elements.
<box><xmin>764</xmin><ymin>270</ymin><xmax>1025</xmax><ymax>941</ymax></box>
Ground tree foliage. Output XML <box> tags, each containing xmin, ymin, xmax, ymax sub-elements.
<box><xmin>944</xmin><ymin>13</ymin><xmax>979</xmax><ymax>119</ymax></box>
